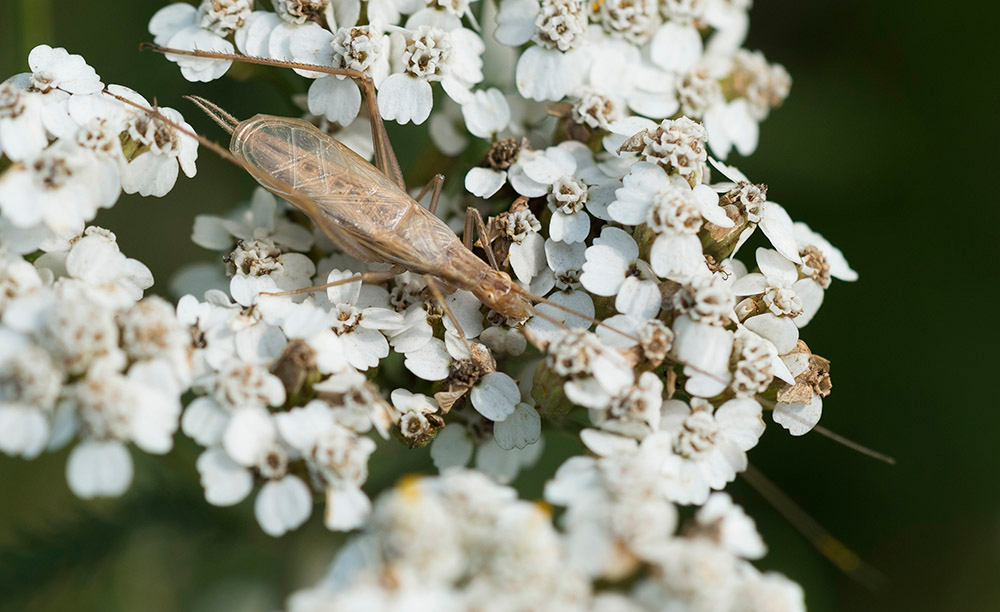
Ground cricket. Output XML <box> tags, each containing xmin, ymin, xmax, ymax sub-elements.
<box><xmin>100</xmin><ymin>43</ymin><xmax>887</xmax><ymax>583</ymax></box>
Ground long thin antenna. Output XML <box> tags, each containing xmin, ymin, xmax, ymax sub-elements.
<box><xmin>741</xmin><ymin>464</ymin><xmax>884</xmax><ymax>590</ymax></box>
<box><xmin>183</xmin><ymin>95</ymin><xmax>239</xmax><ymax>134</ymax></box>
<box><xmin>813</xmin><ymin>425</ymin><xmax>896</xmax><ymax>465</ymax></box>
<box><xmin>756</xmin><ymin>395</ymin><xmax>896</xmax><ymax>465</ymax></box>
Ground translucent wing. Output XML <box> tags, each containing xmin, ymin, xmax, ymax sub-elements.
<box><xmin>232</xmin><ymin>115</ymin><xmax>413</xmax><ymax>237</ymax></box>
<box><xmin>231</xmin><ymin>114</ymin><xmax>469</xmax><ymax>275</ymax></box>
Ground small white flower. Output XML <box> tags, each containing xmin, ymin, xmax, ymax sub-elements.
<box><xmin>193</xmin><ymin>187</ymin><xmax>315</xmax><ymax>253</ymax></box>
<box><xmin>0</xmin><ymin>141</ymin><xmax>119</xmax><ymax>236</ymax></box>
<box><xmin>378</xmin><ymin>26</ymin><xmax>485</xmax><ymax>124</ymax></box>
<box><xmin>732</xmin><ymin>248</ymin><xmax>823</xmax><ymax>354</ymax></box>
<box><xmin>149</xmin><ymin>0</ymin><xmax>252</xmax><ymax>82</ymax></box>
<box><xmin>580</xmin><ymin>226</ymin><xmax>660</xmax><ymax>319</ymax></box>
<box><xmin>111</xmin><ymin>85</ymin><xmax>198</xmax><ymax>198</ymax></box>
<box><xmin>657</xmin><ymin>397</ymin><xmax>764</xmax><ymax>504</ymax></box>
<box><xmin>290</xmin><ymin>24</ymin><xmax>390</xmax><ymax>125</ymax></box>
<box><xmin>589</xmin><ymin>371</ymin><xmax>664</xmax><ymax>439</ymax></box>
<box><xmin>709</xmin><ymin>158</ymin><xmax>801</xmax><ymax>263</ymax></box>
<box><xmin>324</xmin><ymin>269</ymin><xmax>403</xmax><ymax>370</ymax></box>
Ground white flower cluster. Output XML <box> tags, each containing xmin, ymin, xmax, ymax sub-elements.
<box><xmin>0</xmin><ymin>228</ymin><xmax>191</xmax><ymax>498</ymax></box>
<box><xmin>149</xmin><ymin>0</ymin><xmax>787</xmax><ymax>157</ymax></box>
<box><xmin>0</xmin><ymin>45</ymin><xmax>198</xmax><ymax>252</ymax></box>
<box><xmin>0</xmin><ymin>46</ymin><xmax>198</xmax><ymax>498</ymax></box>
<box><xmin>0</xmin><ymin>0</ymin><xmax>856</xmax><ymax>607</ymax></box>
<box><xmin>151</xmin><ymin>0</ymin><xmax>486</xmax><ymax>125</ymax></box>
<box><xmin>288</xmin><ymin>470</ymin><xmax>804</xmax><ymax>611</ymax></box>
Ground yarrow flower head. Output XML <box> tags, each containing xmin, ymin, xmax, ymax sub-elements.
<box><xmin>0</xmin><ymin>5</ymin><xmax>845</xmax><ymax>609</ymax></box>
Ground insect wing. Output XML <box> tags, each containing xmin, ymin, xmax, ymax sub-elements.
<box><xmin>233</xmin><ymin>115</ymin><xmax>413</xmax><ymax>237</ymax></box>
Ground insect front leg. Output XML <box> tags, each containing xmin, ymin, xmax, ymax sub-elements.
<box><xmin>423</xmin><ymin>275</ymin><xmax>473</xmax><ymax>355</ymax></box>
<box><xmin>463</xmin><ymin>206</ymin><xmax>500</xmax><ymax>271</ymax></box>
<box><xmin>413</xmin><ymin>174</ymin><xmax>446</xmax><ymax>215</ymax></box>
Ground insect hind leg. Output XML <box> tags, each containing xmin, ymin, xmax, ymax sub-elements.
<box><xmin>261</xmin><ymin>267</ymin><xmax>403</xmax><ymax>298</ymax></box>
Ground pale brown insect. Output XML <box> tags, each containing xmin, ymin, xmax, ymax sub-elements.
<box><xmin>136</xmin><ymin>44</ymin><xmax>556</xmax><ymax>335</ymax></box>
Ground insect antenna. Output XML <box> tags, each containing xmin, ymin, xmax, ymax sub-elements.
<box><xmin>741</xmin><ymin>464</ymin><xmax>884</xmax><ymax>589</ymax></box>
<box><xmin>183</xmin><ymin>95</ymin><xmax>239</xmax><ymax>134</ymax></box>
<box><xmin>754</xmin><ymin>395</ymin><xmax>896</xmax><ymax>464</ymax></box>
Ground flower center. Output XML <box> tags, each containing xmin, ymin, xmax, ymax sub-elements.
<box><xmin>647</xmin><ymin>187</ymin><xmax>702</xmax><ymax>234</ymax></box>
<box><xmin>330</xmin><ymin>304</ymin><xmax>362</xmax><ymax>334</ymax></box>
<box><xmin>197</xmin><ymin>0</ymin><xmax>251</xmax><ymax>37</ymax></box>
<box><xmin>403</xmin><ymin>26</ymin><xmax>452</xmax><ymax>80</ymax></box>
<box><xmin>229</xmin><ymin>239</ymin><xmax>282</xmax><ymax>276</ymax></box>
<box><xmin>533</xmin><ymin>0</ymin><xmax>586</xmax><ymax>51</ymax></box>
<box><xmin>673</xmin><ymin>410</ymin><xmax>719</xmax><ymax>459</ymax></box>
<box><xmin>763</xmin><ymin>286</ymin><xmax>802</xmax><ymax>318</ymax></box>
<box><xmin>547</xmin><ymin>175</ymin><xmax>588</xmax><ymax>215</ymax></box>
<box><xmin>333</xmin><ymin>26</ymin><xmax>382</xmax><ymax>74</ymax></box>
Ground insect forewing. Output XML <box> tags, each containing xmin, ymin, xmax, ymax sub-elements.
<box><xmin>231</xmin><ymin>115</ymin><xmax>412</xmax><ymax>235</ymax></box>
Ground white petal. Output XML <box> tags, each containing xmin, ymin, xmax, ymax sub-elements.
<box><xmin>616</xmin><ymin>277</ymin><xmax>662</xmax><ymax>319</ymax></box>
<box><xmin>465</xmin><ymin>167</ymin><xmax>507</xmax><ymax>198</ymax></box>
<box><xmin>377</xmin><ymin>74</ymin><xmax>433</xmax><ymax>125</ymax></box>
<box><xmin>197</xmin><ymin>448</ymin><xmax>253</xmax><ymax>506</ymax></box>
<box><xmin>516</xmin><ymin>46</ymin><xmax>573</xmax><ymax>102</ymax></box>
<box><xmin>404</xmin><ymin>337</ymin><xmax>451</xmax><ymax>380</ymax></box>
<box><xmin>731</xmin><ymin>272</ymin><xmax>768</xmax><ymax>296</ymax></box>
<box><xmin>66</xmin><ymin>440</ymin><xmax>133</xmax><ymax>499</ymax></box>
<box><xmin>548</xmin><ymin>210</ymin><xmax>590</xmax><ymax>243</ymax></box>
<box><xmin>758</xmin><ymin>202</ymin><xmax>801</xmax><ymax>264</ymax></box>
<box><xmin>493</xmin><ymin>402</ymin><xmax>541</xmax><ymax>450</ymax></box>
<box><xmin>580</xmin><ymin>245</ymin><xmax>628</xmax><ymax>296</ymax></box>
<box><xmin>308</xmin><ymin>76</ymin><xmax>361</xmax><ymax>125</ymax></box>
<box><xmin>462</xmin><ymin>88</ymin><xmax>511</xmax><ymax>138</ymax></box>
<box><xmin>650</xmin><ymin>22</ymin><xmax>703</xmax><ymax>73</ymax></box>
<box><xmin>743</xmin><ymin>313</ymin><xmax>798</xmax><ymax>354</ymax></box>
<box><xmin>792</xmin><ymin>278</ymin><xmax>824</xmax><ymax>328</ymax></box>
<box><xmin>0</xmin><ymin>406</ymin><xmax>50</xmax><ymax>459</ymax></box>
<box><xmin>756</xmin><ymin>247</ymin><xmax>799</xmax><ymax>285</ymax></box>
<box><xmin>223</xmin><ymin>406</ymin><xmax>276</xmax><ymax>467</ymax></box>
<box><xmin>255</xmin><ymin>475</ymin><xmax>313</xmax><ymax>536</ymax></box>
<box><xmin>650</xmin><ymin>233</ymin><xmax>708</xmax><ymax>281</ymax></box>
<box><xmin>773</xmin><ymin>396</ymin><xmax>822</xmax><ymax>436</ymax></box>
<box><xmin>509</xmin><ymin>231</ymin><xmax>547</xmax><ymax>284</ymax></box>
<box><xmin>430</xmin><ymin>423</ymin><xmax>475</xmax><ymax>471</ymax></box>
<box><xmin>580</xmin><ymin>428</ymin><xmax>637</xmax><ymax>457</ymax></box>
<box><xmin>470</xmin><ymin>372</ymin><xmax>520</xmax><ymax>421</ymax></box>
<box><xmin>325</xmin><ymin>485</ymin><xmax>371</xmax><ymax>531</ymax></box>
<box><xmin>495</xmin><ymin>0</ymin><xmax>539</xmax><ymax>45</ymax></box>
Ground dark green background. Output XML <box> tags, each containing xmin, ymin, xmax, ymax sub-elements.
<box><xmin>1</xmin><ymin>1</ymin><xmax>996</xmax><ymax>610</ymax></box>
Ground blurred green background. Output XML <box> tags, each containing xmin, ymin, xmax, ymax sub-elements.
<box><xmin>1</xmin><ymin>1</ymin><xmax>997</xmax><ymax>610</ymax></box>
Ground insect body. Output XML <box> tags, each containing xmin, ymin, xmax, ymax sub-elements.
<box><xmin>230</xmin><ymin>114</ymin><xmax>535</xmax><ymax>322</ymax></box>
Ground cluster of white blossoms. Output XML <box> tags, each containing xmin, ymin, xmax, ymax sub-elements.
<box><xmin>287</xmin><ymin>470</ymin><xmax>804</xmax><ymax>611</ymax></box>
<box><xmin>0</xmin><ymin>0</ymin><xmax>859</xmax><ymax>609</ymax></box>
<box><xmin>0</xmin><ymin>47</ymin><xmax>199</xmax><ymax>497</ymax></box>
